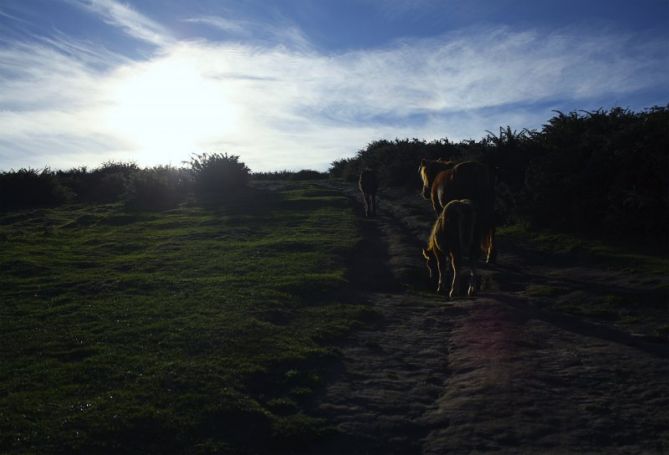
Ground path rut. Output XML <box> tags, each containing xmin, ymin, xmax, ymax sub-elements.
<box><xmin>308</xmin><ymin>182</ymin><xmax>669</xmax><ymax>454</ymax></box>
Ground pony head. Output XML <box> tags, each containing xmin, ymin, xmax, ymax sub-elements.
<box><xmin>418</xmin><ymin>158</ymin><xmax>455</xmax><ymax>199</ymax></box>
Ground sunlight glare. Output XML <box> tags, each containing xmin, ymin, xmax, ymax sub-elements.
<box><xmin>103</xmin><ymin>56</ymin><xmax>238</xmax><ymax>165</ymax></box>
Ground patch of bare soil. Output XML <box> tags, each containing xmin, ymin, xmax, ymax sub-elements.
<box><xmin>308</xmin><ymin>182</ymin><xmax>669</xmax><ymax>454</ymax></box>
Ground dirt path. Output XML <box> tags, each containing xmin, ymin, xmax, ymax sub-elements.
<box><xmin>308</xmin><ymin>182</ymin><xmax>669</xmax><ymax>454</ymax></box>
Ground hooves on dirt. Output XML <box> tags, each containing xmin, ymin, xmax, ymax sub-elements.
<box><xmin>467</xmin><ymin>284</ymin><xmax>476</xmax><ymax>297</ymax></box>
<box><xmin>436</xmin><ymin>286</ymin><xmax>476</xmax><ymax>300</ymax></box>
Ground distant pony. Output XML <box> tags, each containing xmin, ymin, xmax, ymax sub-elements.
<box><xmin>422</xmin><ymin>199</ymin><xmax>480</xmax><ymax>299</ymax></box>
<box><xmin>359</xmin><ymin>168</ymin><xmax>378</xmax><ymax>217</ymax></box>
<box><xmin>418</xmin><ymin>159</ymin><xmax>496</xmax><ymax>263</ymax></box>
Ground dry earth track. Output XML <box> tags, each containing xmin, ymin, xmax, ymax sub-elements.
<box><xmin>306</xmin><ymin>181</ymin><xmax>669</xmax><ymax>455</ymax></box>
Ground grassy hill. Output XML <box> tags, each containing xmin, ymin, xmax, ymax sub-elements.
<box><xmin>0</xmin><ymin>180</ymin><xmax>369</xmax><ymax>454</ymax></box>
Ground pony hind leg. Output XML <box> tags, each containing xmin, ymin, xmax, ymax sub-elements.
<box><xmin>467</xmin><ymin>259</ymin><xmax>477</xmax><ymax>297</ymax></box>
<box><xmin>436</xmin><ymin>252</ymin><xmax>448</xmax><ymax>294</ymax></box>
<box><xmin>448</xmin><ymin>252</ymin><xmax>460</xmax><ymax>299</ymax></box>
<box><xmin>468</xmin><ymin>239</ymin><xmax>481</xmax><ymax>296</ymax></box>
<box><xmin>485</xmin><ymin>226</ymin><xmax>497</xmax><ymax>264</ymax></box>
<box><xmin>362</xmin><ymin>193</ymin><xmax>370</xmax><ymax>216</ymax></box>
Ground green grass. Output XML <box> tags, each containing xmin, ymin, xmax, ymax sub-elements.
<box><xmin>0</xmin><ymin>181</ymin><xmax>363</xmax><ymax>454</ymax></box>
<box><xmin>499</xmin><ymin>225</ymin><xmax>669</xmax><ymax>339</ymax></box>
<box><xmin>499</xmin><ymin>224</ymin><xmax>669</xmax><ymax>276</ymax></box>
<box><xmin>545</xmin><ymin>291</ymin><xmax>669</xmax><ymax>338</ymax></box>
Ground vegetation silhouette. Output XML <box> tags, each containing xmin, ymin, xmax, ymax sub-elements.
<box><xmin>330</xmin><ymin>105</ymin><xmax>669</xmax><ymax>249</ymax></box>
<box><xmin>0</xmin><ymin>153</ymin><xmax>254</xmax><ymax>211</ymax></box>
<box><xmin>253</xmin><ymin>169</ymin><xmax>328</xmax><ymax>181</ymax></box>
<box><xmin>186</xmin><ymin>152</ymin><xmax>250</xmax><ymax>202</ymax></box>
<box><xmin>0</xmin><ymin>167</ymin><xmax>67</xmax><ymax>210</ymax></box>
<box><xmin>124</xmin><ymin>165</ymin><xmax>189</xmax><ymax>210</ymax></box>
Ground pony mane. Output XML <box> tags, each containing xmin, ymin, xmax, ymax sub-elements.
<box><xmin>419</xmin><ymin>159</ymin><xmax>457</xmax><ymax>185</ymax></box>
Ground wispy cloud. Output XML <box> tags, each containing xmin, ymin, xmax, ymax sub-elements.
<box><xmin>0</xmin><ymin>38</ymin><xmax>132</xmax><ymax>170</ymax></box>
<box><xmin>183</xmin><ymin>15</ymin><xmax>248</xmax><ymax>36</ymax></box>
<box><xmin>1</xmin><ymin>21</ymin><xmax>667</xmax><ymax>171</ymax></box>
<box><xmin>66</xmin><ymin>0</ymin><xmax>173</xmax><ymax>46</ymax></box>
<box><xmin>0</xmin><ymin>7</ymin><xmax>31</xmax><ymax>24</ymax></box>
<box><xmin>0</xmin><ymin>43</ymin><xmax>103</xmax><ymax>109</ymax></box>
<box><xmin>183</xmin><ymin>14</ymin><xmax>312</xmax><ymax>50</ymax></box>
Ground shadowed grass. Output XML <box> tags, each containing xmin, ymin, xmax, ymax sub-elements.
<box><xmin>498</xmin><ymin>225</ymin><xmax>669</xmax><ymax>339</ymax></box>
<box><xmin>499</xmin><ymin>224</ymin><xmax>669</xmax><ymax>275</ymax></box>
<box><xmin>0</xmin><ymin>181</ymin><xmax>363</xmax><ymax>454</ymax></box>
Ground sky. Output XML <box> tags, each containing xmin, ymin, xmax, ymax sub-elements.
<box><xmin>0</xmin><ymin>0</ymin><xmax>668</xmax><ymax>172</ymax></box>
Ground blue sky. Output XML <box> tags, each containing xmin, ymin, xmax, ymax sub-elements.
<box><xmin>1</xmin><ymin>0</ymin><xmax>668</xmax><ymax>172</ymax></box>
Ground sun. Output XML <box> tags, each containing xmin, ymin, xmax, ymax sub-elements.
<box><xmin>102</xmin><ymin>56</ymin><xmax>238</xmax><ymax>165</ymax></box>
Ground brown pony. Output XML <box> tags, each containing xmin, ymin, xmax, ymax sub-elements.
<box><xmin>419</xmin><ymin>158</ymin><xmax>496</xmax><ymax>263</ymax></box>
<box><xmin>358</xmin><ymin>168</ymin><xmax>378</xmax><ymax>217</ymax></box>
<box><xmin>422</xmin><ymin>199</ymin><xmax>479</xmax><ymax>299</ymax></box>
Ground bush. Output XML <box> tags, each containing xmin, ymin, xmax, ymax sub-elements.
<box><xmin>328</xmin><ymin>157</ymin><xmax>360</xmax><ymax>183</ymax></box>
<box><xmin>59</xmin><ymin>162</ymin><xmax>139</xmax><ymax>204</ymax></box>
<box><xmin>90</xmin><ymin>161</ymin><xmax>139</xmax><ymax>203</ymax></box>
<box><xmin>289</xmin><ymin>170</ymin><xmax>328</xmax><ymax>181</ymax></box>
<box><xmin>252</xmin><ymin>170</ymin><xmax>328</xmax><ymax>181</ymax></box>
<box><xmin>329</xmin><ymin>138</ymin><xmax>467</xmax><ymax>187</ymax></box>
<box><xmin>252</xmin><ymin>170</ymin><xmax>294</xmax><ymax>181</ymax></box>
<box><xmin>327</xmin><ymin>105</ymin><xmax>669</xmax><ymax>247</ymax></box>
<box><xmin>124</xmin><ymin>166</ymin><xmax>189</xmax><ymax>210</ymax></box>
<box><xmin>519</xmin><ymin>107</ymin><xmax>669</xmax><ymax>242</ymax></box>
<box><xmin>0</xmin><ymin>168</ymin><xmax>69</xmax><ymax>211</ymax></box>
<box><xmin>187</xmin><ymin>153</ymin><xmax>250</xmax><ymax>198</ymax></box>
<box><xmin>57</xmin><ymin>166</ymin><xmax>90</xmax><ymax>202</ymax></box>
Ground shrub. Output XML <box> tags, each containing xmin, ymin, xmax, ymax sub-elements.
<box><xmin>89</xmin><ymin>161</ymin><xmax>139</xmax><ymax>203</ymax></box>
<box><xmin>187</xmin><ymin>153</ymin><xmax>250</xmax><ymax>198</ymax></box>
<box><xmin>59</xmin><ymin>162</ymin><xmax>140</xmax><ymax>204</ymax></box>
<box><xmin>519</xmin><ymin>107</ymin><xmax>669</xmax><ymax>242</ymax></box>
<box><xmin>253</xmin><ymin>170</ymin><xmax>294</xmax><ymax>180</ymax></box>
<box><xmin>252</xmin><ymin>170</ymin><xmax>328</xmax><ymax>181</ymax></box>
<box><xmin>289</xmin><ymin>170</ymin><xmax>328</xmax><ymax>181</ymax></box>
<box><xmin>0</xmin><ymin>168</ymin><xmax>69</xmax><ymax>211</ymax></box>
<box><xmin>328</xmin><ymin>157</ymin><xmax>359</xmax><ymax>182</ymax></box>
<box><xmin>124</xmin><ymin>166</ymin><xmax>189</xmax><ymax>210</ymax></box>
<box><xmin>330</xmin><ymin>138</ymin><xmax>465</xmax><ymax>187</ymax></box>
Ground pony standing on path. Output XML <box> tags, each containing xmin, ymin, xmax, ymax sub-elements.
<box><xmin>419</xmin><ymin>159</ymin><xmax>496</xmax><ymax>263</ymax></box>
<box><xmin>422</xmin><ymin>198</ymin><xmax>480</xmax><ymax>299</ymax></box>
<box><xmin>359</xmin><ymin>169</ymin><xmax>378</xmax><ymax>217</ymax></box>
